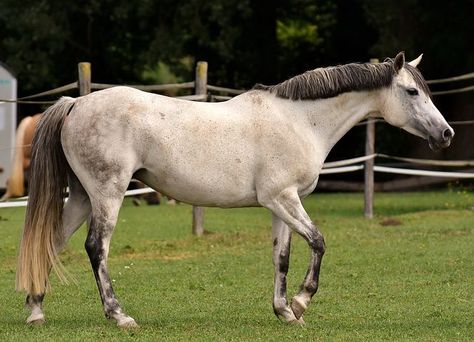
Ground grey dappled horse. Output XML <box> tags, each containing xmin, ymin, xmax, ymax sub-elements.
<box><xmin>17</xmin><ymin>52</ymin><xmax>453</xmax><ymax>327</ymax></box>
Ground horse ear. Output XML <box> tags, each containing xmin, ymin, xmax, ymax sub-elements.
<box><xmin>393</xmin><ymin>52</ymin><xmax>405</xmax><ymax>73</ymax></box>
<box><xmin>408</xmin><ymin>54</ymin><xmax>423</xmax><ymax>68</ymax></box>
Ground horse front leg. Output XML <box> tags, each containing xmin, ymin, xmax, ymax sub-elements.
<box><xmin>261</xmin><ymin>189</ymin><xmax>326</xmax><ymax>322</ymax></box>
<box><xmin>271</xmin><ymin>214</ymin><xmax>305</xmax><ymax>324</ymax></box>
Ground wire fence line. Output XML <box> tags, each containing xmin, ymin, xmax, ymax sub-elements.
<box><xmin>18</xmin><ymin>82</ymin><xmax>78</xmax><ymax>99</ymax></box>
<box><xmin>426</xmin><ymin>72</ymin><xmax>474</xmax><ymax>85</ymax></box>
<box><xmin>90</xmin><ymin>81</ymin><xmax>195</xmax><ymax>91</ymax></box>
<box><xmin>432</xmin><ymin>85</ymin><xmax>474</xmax><ymax>96</ymax></box>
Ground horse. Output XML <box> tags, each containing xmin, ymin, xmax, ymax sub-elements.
<box><xmin>16</xmin><ymin>52</ymin><xmax>453</xmax><ymax>328</ymax></box>
<box><xmin>0</xmin><ymin>114</ymin><xmax>41</xmax><ymax>201</ymax></box>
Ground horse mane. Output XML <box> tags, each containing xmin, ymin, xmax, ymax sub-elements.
<box><xmin>253</xmin><ymin>60</ymin><xmax>431</xmax><ymax>100</ymax></box>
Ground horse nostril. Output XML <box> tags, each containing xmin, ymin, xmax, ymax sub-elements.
<box><xmin>443</xmin><ymin>128</ymin><xmax>453</xmax><ymax>140</ymax></box>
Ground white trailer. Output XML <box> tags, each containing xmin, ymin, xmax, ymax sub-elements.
<box><xmin>0</xmin><ymin>63</ymin><xmax>17</xmax><ymax>189</ymax></box>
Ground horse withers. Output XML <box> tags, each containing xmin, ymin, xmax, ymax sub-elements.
<box><xmin>16</xmin><ymin>52</ymin><xmax>453</xmax><ymax>327</ymax></box>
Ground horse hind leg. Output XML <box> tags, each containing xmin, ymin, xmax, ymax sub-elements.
<box><xmin>85</xmin><ymin>195</ymin><xmax>138</xmax><ymax>328</ymax></box>
<box><xmin>26</xmin><ymin>173</ymin><xmax>91</xmax><ymax>325</ymax></box>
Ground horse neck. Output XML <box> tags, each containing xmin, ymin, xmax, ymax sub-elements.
<box><xmin>298</xmin><ymin>90</ymin><xmax>382</xmax><ymax>152</ymax></box>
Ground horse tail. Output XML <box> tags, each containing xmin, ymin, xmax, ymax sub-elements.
<box><xmin>16</xmin><ymin>97</ymin><xmax>76</xmax><ymax>295</ymax></box>
<box><xmin>0</xmin><ymin>117</ymin><xmax>32</xmax><ymax>201</ymax></box>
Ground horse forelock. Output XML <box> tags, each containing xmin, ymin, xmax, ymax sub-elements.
<box><xmin>253</xmin><ymin>59</ymin><xmax>430</xmax><ymax>101</ymax></box>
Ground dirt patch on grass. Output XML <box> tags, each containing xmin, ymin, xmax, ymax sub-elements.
<box><xmin>114</xmin><ymin>230</ymin><xmax>268</xmax><ymax>262</ymax></box>
<box><xmin>120</xmin><ymin>249</ymin><xmax>194</xmax><ymax>261</ymax></box>
<box><xmin>379</xmin><ymin>217</ymin><xmax>403</xmax><ymax>226</ymax></box>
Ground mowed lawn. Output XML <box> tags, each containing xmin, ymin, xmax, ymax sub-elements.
<box><xmin>0</xmin><ymin>191</ymin><xmax>473</xmax><ymax>341</ymax></box>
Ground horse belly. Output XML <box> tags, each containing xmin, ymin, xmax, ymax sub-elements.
<box><xmin>135</xmin><ymin>165</ymin><xmax>259</xmax><ymax>207</ymax></box>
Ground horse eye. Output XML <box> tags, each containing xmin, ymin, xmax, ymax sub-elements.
<box><xmin>406</xmin><ymin>88</ymin><xmax>419</xmax><ymax>96</ymax></box>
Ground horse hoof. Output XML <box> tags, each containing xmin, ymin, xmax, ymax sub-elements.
<box><xmin>117</xmin><ymin>317</ymin><xmax>138</xmax><ymax>329</ymax></box>
<box><xmin>290</xmin><ymin>316</ymin><xmax>306</xmax><ymax>325</ymax></box>
<box><xmin>290</xmin><ymin>298</ymin><xmax>307</xmax><ymax>320</ymax></box>
<box><xmin>27</xmin><ymin>314</ymin><xmax>45</xmax><ymax>326</ymax></box>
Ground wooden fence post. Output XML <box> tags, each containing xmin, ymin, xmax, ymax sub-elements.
<box><xmin>78</xmin><ymin>62</ymin><xmax>91</xmax><ymax>96</ymax></box>
<box><xmin>364</xmin><ymin>119</ymin><xmax>375</xmax><ymax>218</ymax></box>
<box><xmin>192</xmin><ymin>61</ymin><xmax>208</xmax><ymax>236</ymax></box>
<box><xmin>364</xmin><ymin>58</ymin><xmax>379</xmax><ymax>219</ymax></box>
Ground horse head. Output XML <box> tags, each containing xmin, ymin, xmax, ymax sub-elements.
<box><xmin>381</xmin><ymin>52</ymin><xmax>454</xmax><ymax>150</ymax></box>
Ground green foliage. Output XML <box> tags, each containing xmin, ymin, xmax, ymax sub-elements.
<box><xmin>141</xmin><ymin>58</ymin><xmax>193</xmax><ymax>96</ymax></box>
<box><xmin>0</xmin><ymin>192</ymin><xmax>473</xmax><ymax>340</ymax></box>
<box><xmin>277</xmin><ymin>20</ymin><xmax>322</xmax><ymax>48</ymax></box>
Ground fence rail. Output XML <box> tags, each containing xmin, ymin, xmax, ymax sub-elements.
<box><xmin>426</xmin><ymin>72</ymin><xmax>474</xmax><ymax>85</ymax></box>
<box><xmin>90</xmin><ymin>81</ymin><xmax>195</xmax><ymax>92</ymax></box>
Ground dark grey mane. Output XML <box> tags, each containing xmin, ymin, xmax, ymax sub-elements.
<box><xmin>253</xmin><ymin>60</ymin><xmax>431</xmax><ymax>100</ymax></box>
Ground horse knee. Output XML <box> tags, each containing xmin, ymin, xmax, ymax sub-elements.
<box><xmin>303</xmin><ymin>280</ymin><xmax>318</xmax><ymax>294</ymax></box>
<box><xmin>309</xmin><ymin>232</ymin><xmax>325</xmax><ymax>255</ymax></box>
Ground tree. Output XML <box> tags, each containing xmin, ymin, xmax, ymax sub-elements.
<box><xmin>362</xmin><ymin>0</ymin><xmax>474</xmax><ymax>78</ymax></box>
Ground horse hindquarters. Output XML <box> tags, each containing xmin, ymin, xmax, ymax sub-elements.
<box><xmin>60</xmin><ymin>104</ymin><xmax>140</xmax><ymax>327</ymax></box>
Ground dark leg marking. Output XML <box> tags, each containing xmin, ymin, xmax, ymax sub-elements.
<box><xmin>84</xmin><ymin>202</ymin><xmax>137</xmax><ymax>328</ymax></box>
<box><xmin>271</xmin><ymin>214</ymin><xmax>302</xmax><ymax>323</ymax></box>
<box><xmin>291</xmin><ymin>229</ymin><xmax>325</xmax><ymax>319</ymax></box>
<box><xmin>25</xmin><ymin>293</ymin><xmax>46</xmax><ymax>324</ymax></box>
<box><xmin>26</xmin><ymin>294</ymin><xmax>45</xmax><ymax>309</ymax></box>
<box><xmin>262</xmin><ymin>189</ymin><xmax>325</xmax><ymax>322</ymax></box>
<box><xmin>85</xmin><ymin>218</ymin><xmax>121</xmax><ymax>318</ymax></box>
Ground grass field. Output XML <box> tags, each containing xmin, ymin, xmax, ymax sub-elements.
<box><xmin>0</xmin><ymin>191</ymin><xmax>473</xmax><ymax>341</ymax></box>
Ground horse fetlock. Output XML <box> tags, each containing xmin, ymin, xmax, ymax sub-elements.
<box><xmin>304</xmin><ymin>279</ymin><xmax>319</xmax><ymax>294</ymax></box>
<box><xmin>273</xmin><ymin>300</ymin><xmax>297</xmax><ymax>323</ymax></box>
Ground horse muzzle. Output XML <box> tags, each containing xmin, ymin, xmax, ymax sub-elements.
<box><xmin>428</xmin><ymin>127</ymin><xmax>454</xmax><ymax>151</ymax></box>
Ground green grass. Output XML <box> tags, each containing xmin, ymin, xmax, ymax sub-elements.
<box><xmin>0</xmin><ymin>191</ymin><xmax>473</xmax><ymax>341</ymax></box>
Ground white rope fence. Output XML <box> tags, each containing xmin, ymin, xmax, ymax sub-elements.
<box><xmin>373</xmin><ymin>166</ymin><xmax>474</xmax><ymax>178</ymax></box>
<box><xmin>0</xmin><ymin>187</ymin><xmax>158</xmax><ymax>209</ymax></box>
